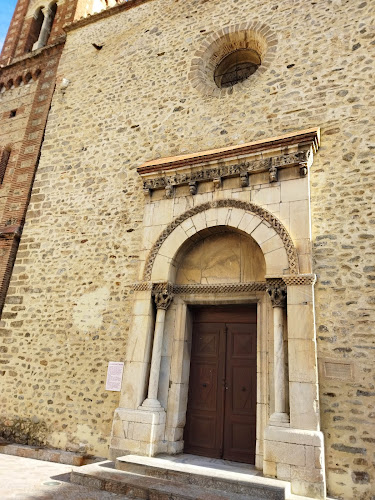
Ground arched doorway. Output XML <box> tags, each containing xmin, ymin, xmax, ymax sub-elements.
<box><xmin>173</xmin><ymin>228</ymin><xmax>266</xmax><ymax>464</ymax></box>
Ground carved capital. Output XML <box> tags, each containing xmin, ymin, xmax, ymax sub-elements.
<box><xmin>152</xmin><ymin>282</ymin><xmax>174</xmax><ymax>310</ymax></box>
<box><xmin>267</xmin><ymin>285</ymin><xmax>287</xmax><ymax>308</ymax></box>
<box><xmin>42</xmin><ymin>6</ymin><xmax>54</xmax><ymax>18</ymax></box>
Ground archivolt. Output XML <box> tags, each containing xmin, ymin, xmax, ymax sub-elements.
<box><xmin>143</xmin><ymin>199</ymin><xmax>299</xmax><ymax>280</ymax></box>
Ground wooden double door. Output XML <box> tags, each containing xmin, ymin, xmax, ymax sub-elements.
<box><xmin>184</xmin><ymin>305</ymin><xmax>257</xmax><ymax>464</ymax></box>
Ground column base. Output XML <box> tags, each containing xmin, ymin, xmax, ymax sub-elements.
<box><xmin>263</xmin><ymin>426</ymin><xmax>326</xmax><ymax>499</ymax></box>
<box><xmin>269</xmin><ymin>412</ymin><xmax>290</xmax><ymax>427</ymax></box>
<box><xmin>109</xmin><ymin>407</ymin><xmax>167</xmax><ymax>460</ymax></box>
<box><xmin>139</xmin><ymin>398</ymin><xmax>165</xmax><ymax>411</ymax></box>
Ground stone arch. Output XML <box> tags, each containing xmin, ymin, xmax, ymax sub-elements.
<box><xmin>144</xmin><ymin>199</ymin><xmax>299</xmax><ymax>281</ymax></box>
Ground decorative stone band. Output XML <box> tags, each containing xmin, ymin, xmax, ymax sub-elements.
<box><xmin>281</xmin><ymin>274</ymin><xmax>317</xmax><ymax>286</ymax></box>
<box><xmin>174</xmin><ymin>282</ymin><xmax>267</xmax><ymax>294</ymax></box>
<box><xmin>266</xmin><ymin>274</ymin><xmax>317</xmax><ymax>286</ymax></box>
<box><xmin>133</xmin><ymin>275</ymin><xmax>316</xmax><ymax>294</ymax></box>
<box><xmin>142</xmin><ymin>199</ymin><xmax>300</xmax><ymax>280</ymax></box>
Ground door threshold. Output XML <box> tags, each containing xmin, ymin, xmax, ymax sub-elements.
<box><xmin>150</xmin><ymin>453</ymin><xmax>260</xmax><ymax>476</ymax></box>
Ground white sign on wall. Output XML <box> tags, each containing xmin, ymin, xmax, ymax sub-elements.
<box><xmin>105</xmin><ymin>361</ymin><xmax>124</xmax><ymax>391</ymax></box>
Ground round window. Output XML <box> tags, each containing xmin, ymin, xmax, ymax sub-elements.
<box><xmin>214</xmin><ymin>49</ymin><xmax>261</xmax><ymax>88</ymax></box>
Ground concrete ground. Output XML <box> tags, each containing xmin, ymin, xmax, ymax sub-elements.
<box><xmin>0</xmin><ymin>454</ymin><xmax>130</xmax><ymax>500</ymax></box>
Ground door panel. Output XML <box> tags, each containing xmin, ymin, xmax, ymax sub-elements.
<box><xmin>184</xmin><ymin>323</ymin><xmax>225</xmax><ymax>457</ymax></box>
<box><xmin>184</xmin><ymin>306</ymin><xmax>257</xmax><ymax>463</ymax></box>
<box><xmin>223</xmin><ymin>323</ymin><xmax>256</xmax><ymax>463</ymax></box>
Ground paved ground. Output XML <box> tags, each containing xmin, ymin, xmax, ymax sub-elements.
<box><xmin>0</xmin><ymin>454</ymin><xmax>130</xmax><ymax>500</ymax></box>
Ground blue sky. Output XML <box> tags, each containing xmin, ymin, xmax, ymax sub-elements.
<box><xmin>0</xmin><ymin>0</ymin><xmax>18</xmax><ymax>52</ymax></box>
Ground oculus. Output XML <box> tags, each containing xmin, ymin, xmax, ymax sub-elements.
<box><xmin>214</xmin><ymin>49</ymin><xmax>261</xmax><ymax>88</ymax></box>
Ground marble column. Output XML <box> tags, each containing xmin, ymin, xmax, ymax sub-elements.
<box><xmin>141</xmin><ymin>284</ymin><xmax>173</xmax><ymax>411</ymax></box>
<box><xmin>32</xmin><ymin>7</ymin><xmax>53</xmax><ymax>51</ymax></box>
<box><xmin>267</xmin><ymin>284</ymin><xmax>290</xmax><ymax>426</ymax></box>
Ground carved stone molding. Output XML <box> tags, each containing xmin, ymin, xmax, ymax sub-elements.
<box><xmin>132</xmin><ymin>275</ymin><xmax>316</xmax><ymax>292</ymax></box>
<box><xmin>141</xmin><ymin>151</ymin><xmax>310</xmax><ymax>194</ymax></box>
<box><xmin>133</xmin><ymin>282</ymin><xmax>152</xmax><ymax>291</ymax></box>
<box><xmin>282</xmin><ymin>274</ymin><xmax>317</xmax><ymax>286</ymax></box>
<box><xmin>266</xmin><ymin>284</ymin><xmax>287</xmax><ymax>308</ymax></box>
<box><xmin>143</xmin><ymin>199</ymin><xmax>300</xmax><ymax>280</ymax></box>
<box><xmin>174</xmin><ymin>282</ymin><xmax>267</xmax><ymax>294</ymax></box>
<box><xmin>152</xmin><ymin>282</ymin><xmax>174</xmax><ymax>310</ymax></box>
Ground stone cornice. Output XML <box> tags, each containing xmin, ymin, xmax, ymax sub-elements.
<box><xmin>64</xmin><ymin>0</ymin><xmax>154</xmax><ymax>34</ymax></box>
<box><xmin>138</xmin><ymin>128</ymin><xmax>320</xmax><ymax>174</ymax></box>
<box><xmin>138</xmin><ymin>128</ymin><xmax>320</xmax><ymax>194</ymax></box>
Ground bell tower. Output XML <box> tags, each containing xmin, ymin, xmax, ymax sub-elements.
<box><xmin>0</xmin><ymin>0</ymin><xmax>82</xmax><ymax>314</ymax></box>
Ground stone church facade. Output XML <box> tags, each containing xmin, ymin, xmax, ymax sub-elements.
<box><xmin>0</xmin><ymin>1</ymin><xmax>374</xmax><ymax>499</ymax></box>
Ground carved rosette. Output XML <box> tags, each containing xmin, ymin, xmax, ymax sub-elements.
<box><xmin>152</xmin><ymin>282</ymin><xmax>174</xmax><ymax>310</ymax></box>
<box><xmin>267</xmin><ymin>285</ymin><xmax>287</xmax><ymax>308</ymax></box>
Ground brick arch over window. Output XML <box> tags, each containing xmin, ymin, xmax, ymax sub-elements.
<box><xmin>143</xmin><ymin>199</ymin><xmax>299</xmax><ymax>281</ymax></box>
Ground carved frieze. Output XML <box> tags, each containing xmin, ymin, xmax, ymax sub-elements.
<box><xmin>141</xmin><ymin>151</ymin><xmax>310</xmax><ymax>193</ymax></box>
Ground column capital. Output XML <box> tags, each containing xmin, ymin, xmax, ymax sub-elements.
<box><xmin>41</xmin><ymin>6</ymin><xmax>54</xmax><ymax>17</ymax></box>
<box><xmin>152</xmin><ymin>282</ymin><xmax>174</xmax><ymax>310</ymax></box>
<box><xmin>266</xmin><ymin>284</ymin><xmax>287</xmax><ymax>308</ymax></box>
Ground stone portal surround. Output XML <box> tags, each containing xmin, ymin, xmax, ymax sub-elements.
<box><xmin>110</xmin><ymin>129</ymin><xmax>324</xmax><ymax>498</ymax></box>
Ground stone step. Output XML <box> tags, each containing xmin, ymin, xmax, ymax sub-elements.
<box><xmin>116</xmin><ymin>454</ymin><xmax>289</xmax><ymax>500</ymax></box>
<box><xmin>71</xmin><ymin>461</ymin><xmax>263</xmax><ymax>499</ymax></box>
<box><xmin>0</xmin><ymin>442</ymin><xmax>84</xmax><ymax>466</ymax></box>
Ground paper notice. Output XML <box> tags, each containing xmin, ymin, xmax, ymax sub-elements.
<box><xmin>105</xmin><ymin>361</ymin><xmax>124</xmax><ymax>391</ymax></box>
